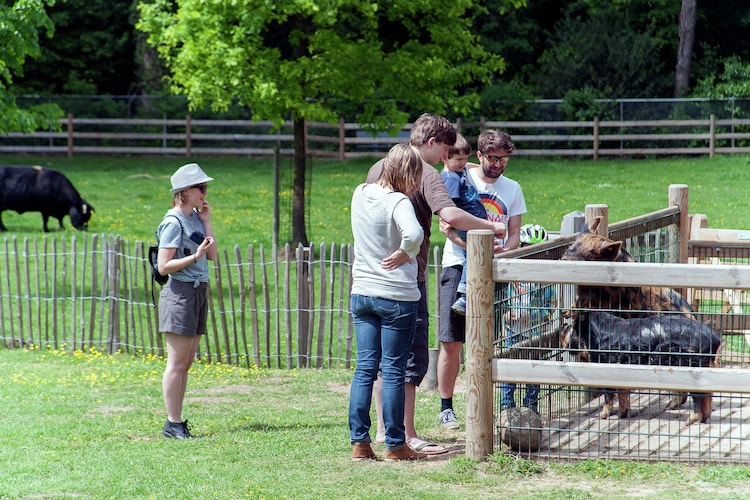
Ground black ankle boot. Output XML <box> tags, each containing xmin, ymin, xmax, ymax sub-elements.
<box><xmin>162</xmin><ymin>419</ymin><xmax>195</xmax><ymax>439</ymax></box>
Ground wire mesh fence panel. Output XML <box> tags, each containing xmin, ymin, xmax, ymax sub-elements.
<box><xmin>490</xmin><ymin>221</ymin><xmax>750</xmax><ymax>465</ymax></box>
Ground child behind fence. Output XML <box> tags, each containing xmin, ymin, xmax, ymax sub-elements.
<box><xmin>500</xmin><ymin>224</ymin><xmax>556</xmax><ymax>414</ymax></box>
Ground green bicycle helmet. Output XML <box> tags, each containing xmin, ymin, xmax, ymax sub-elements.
<box><xmin>520</xmin><ymin>223</ymin><xmax>548</xmax><ymax>245</ymax></box>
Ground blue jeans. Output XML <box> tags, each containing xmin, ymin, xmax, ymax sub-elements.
<box><xmin>500</xmin><ymin>328</ymin><xmax>540</xmax><ymax>410</ymax></box>
<box><xmin>349</xmin><ymin>294</ymin><xmax>417</xmax><ymax>450</ymax></box>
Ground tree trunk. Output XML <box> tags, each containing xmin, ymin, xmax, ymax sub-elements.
<box><xmin>674</xmin><ymin>0</ymin><xmax>697</xmax><ymax>97</ymax></box>
<box><xmin>292</xmin><ymin>117</ymin><xmax>309</xmax><ymax>247</ymax></box>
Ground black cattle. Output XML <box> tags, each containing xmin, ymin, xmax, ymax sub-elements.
<box><xmin>0</xmin><ymin>165</ymin><xmax>93</xmax><ymax>232</ymax></box>
<box><xmin>561</xmin><ymin>310</ymin><xmax>722</xmax><ymax>424</ymax></box>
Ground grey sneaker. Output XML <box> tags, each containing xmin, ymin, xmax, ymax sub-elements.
<box><xmin>450</xmin><ymin>296</ymin><xmax>467</xmax><ymax>316</ymax></box>
<box><xmin>439</xmin><ymin>408</ymin><xmax>460</xmax><ymax>430</ymax></box>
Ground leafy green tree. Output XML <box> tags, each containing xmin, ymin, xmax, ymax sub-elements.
<box><xmin>480</xmin><ymin>0</ymin><xmax>694</xmax><ymax>102</ymax></box>
<box><xmin>468</xmin><ymin>0</ymin><xmax>560</xmax><ymax>119</ymax></box>
<box><xmin>689</xmin><ymin>2</ymin><xmax>750</xmax><ymax>88</ymax></box>
<box><xmin>516</xmin><ymin>0</ymin><xmax>750</xmax><ymax>100</ymax></box>
<box><xmin>13</xmin><ymin>0</ymin><xmax>137</xmax><ymax>95</ymax></box>
<box><xmin>693</xmin><ymin>57</ymin><xmax>750</xmax><ymax>99</ymax></box>
<box><xmin>692</xmin><ymin>57</ymin><xmax>750</xmax><ymax>146</ymax></box>
<box><xmin>558</xmin><ymin>86</ymin><xmax>617</xmax><ymax>121</ymax></box>
<box><xmin>0</xmin><ymin>0</ymin><xmax>62</xmax><ymax>133</ymax></box>
<box><xmin>535</xmin><ymin>5</ymin><xmax>666</xmax><ymax>100</ymax></box>
<box><xmin>137</xmin><ymin>0</ymin><xmax>524</xmax><ymax>246</ymax></box>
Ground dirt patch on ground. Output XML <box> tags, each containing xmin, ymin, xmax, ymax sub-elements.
<box><xmin>201</xmin><ymin>384</ymin><xmax>254</xmax><ymax>394</ymax></box>
<box><xmin>186</xmin><ymin>396</ymin><xmax>237</xmax><ymax>404</ymax></box>
<box><xmin>326</xmin><ymin>381</ymin><xmax>351</xmax><ymax>395</ymax></box>
<box><xmin>85</xmin><ymin>406</ymin><xmax>137</xmax><ymax>417</ymax></box>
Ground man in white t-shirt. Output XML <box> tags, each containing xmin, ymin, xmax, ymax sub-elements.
<box><xmin>436</xmin><ymin>130</ymin><xmax>527</xmax><ymax>430</ymax></box>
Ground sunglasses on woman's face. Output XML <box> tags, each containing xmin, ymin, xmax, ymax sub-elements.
<box><xmin>191</xmin><ymin>184</ymin><xmax>208</xmax><ymax>193</ymax></box>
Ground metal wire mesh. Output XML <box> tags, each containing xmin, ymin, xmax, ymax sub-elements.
<box><xmin>492</xmin><ymin>228</ymin><xmax>750</xmax><ymax>463</ymax></box>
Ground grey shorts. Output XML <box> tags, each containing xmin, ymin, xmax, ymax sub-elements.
<box><xmin>159</xmin><ymin>279</ymin><xmax>209</xmax><ymax>337</ymax></box>
<box><xmin>439</xmin><ymin>265</ymin><xmax>466</xmax><ymax>343</ymax></box>
<box><xmin>405</xmin><ymin>281</ymin><xmax>429</xmax><ymax>386</ymax></box>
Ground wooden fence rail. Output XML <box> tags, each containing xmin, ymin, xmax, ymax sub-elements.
<box><xmin>2</xmin><ymin>115</ymin><xmax>750</xmax><ymax>159</ymax></box>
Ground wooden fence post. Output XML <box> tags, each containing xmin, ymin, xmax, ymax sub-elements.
<box><xmin>424</xmin><ymin>245</ymin><xmax>443</xmax><ymax>391</ymax></box>
<box><xmin>338</xmin><ymin>118</ymin><xmax>345</xmax><ymax>162</ymax></box>
<box><xmin>67</xmin><ymin>113</ymin><xmax>74</xmax><ymax>158</ymax></box>
<box><xmin>709</xmin><ymin>114</ymin><xmax>715</xmax><ymax>158</ymax></box>
<box><xmin>186</xmin><ymin>114</ymin><xmax>192</xmax><ymax>157</ymax></box>
<box><xmin>593</xmin><ymin>116</ymin><xmax>600</xmax><ymax>161</ymax></box>
<box><xmin>70</xmin><ymin>236</ymin><xmax>77</xmax><ymax>350</ymax></box>
<box><xmin>465</xmin><ymin>229</ymin><xmax>495</xmax><ymax>460</ymax></box>
<box><xmin>284</xmin><ymin>242</ymin><xmax>293</xmax><ymax>369</ymax></box>
<box><xmin>669</xmin><ymin>184</ymin><xmax>689</xmax><ymax>265</ymax></box>
<box><xmin>88</xmin><ymin>234</ymin><xmax>99</xmax><ymax>349</ymax></box>
<box><xmin>246</xmin><ymin>244</ymin><xmax>259</xmax><ymax>368</ymax></box>
<box><xmin>106</xmin><ymin>236</ymin><xmax>121</xmax><ymax>354</ymax></box>
<box><xmin>306</xmin><ymin>243</ymin><xmax>316</xmax><ymax>365</ymax></box>
<box><xmin>12</xmin><ymin>236</ymin><xmax>23</xmax><ymax>346</ymax></box>
<box><xmin>585</xmin><ymin>204</ymin><xmax>609</xmax><ymax>234</ymax></box>
<box><xmin>296</xmin><ymin>244</ymin><xmax>311</xmax><ymax>368</ymax></box>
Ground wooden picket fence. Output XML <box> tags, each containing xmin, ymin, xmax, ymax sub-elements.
<box><xmin>0</xmin><ymin>233</ymin><xmax>370</xmax><ymax>369</ymax></box>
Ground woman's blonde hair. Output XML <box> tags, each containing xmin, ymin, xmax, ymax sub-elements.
<box><xmin>378</xmin><ymin>143</ymin><xmax>423</xmax><ymax>195</ymax></box>
<box><xmin>172</xmin><ymin>191</ymin><xmax>186</xmax><ymax>207</ymax></box>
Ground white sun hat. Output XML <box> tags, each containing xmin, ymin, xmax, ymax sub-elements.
<box><xmin>170</xmin><ymin>163</ymin><xmax>214</xmax><ymax>193</ymax></box>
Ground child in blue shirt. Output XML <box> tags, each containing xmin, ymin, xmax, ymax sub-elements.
<box><xmin>440</xmin><ymin>134</ymin><xmax>487</xmax><ymax>315</ymax></box>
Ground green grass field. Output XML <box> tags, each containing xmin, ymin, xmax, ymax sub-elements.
<box><xmin>0</xmin><ymin>153</ymin><xmax>748</xmax><ymax>250</ymax></box>
<box><xmin>2</xmin><ymin>347</ymin><xmax>750</xmax><ymax>499</ymax></box>
<box><xmin>2</xmin><ymin>153</ymin><xmax>750</xmax><ymax>497</ymax></box>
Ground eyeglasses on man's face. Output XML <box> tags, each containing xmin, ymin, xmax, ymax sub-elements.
<box><xmin>191</xmin><ymin>184</ymin><xmax>208</xmax><ymax>193</ymax></box>
<box><xmin>481</xmin><ymin>152</ymin><xmax>510</xmax><ymax>164</ymax></box>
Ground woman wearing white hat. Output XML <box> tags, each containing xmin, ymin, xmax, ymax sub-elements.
<box><xmin>156</xmin><ymin>163</ymin><xmax>217</xmax><ymax>439</ymax></box>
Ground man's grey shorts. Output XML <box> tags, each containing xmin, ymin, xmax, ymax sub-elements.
<box><xmin>439</xmin><ymin>265</ymin><xmax>466</xmax><ymax>344</ymax></box>
<box><xmin>159</xmin><ymin>279</ymin><xmax>209</xmax><ymax>337</ymax></box>
<box><xmin>405</xmin><ymin>281</ymin><xmax>429</xmax><ymax>386</ymax></box>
